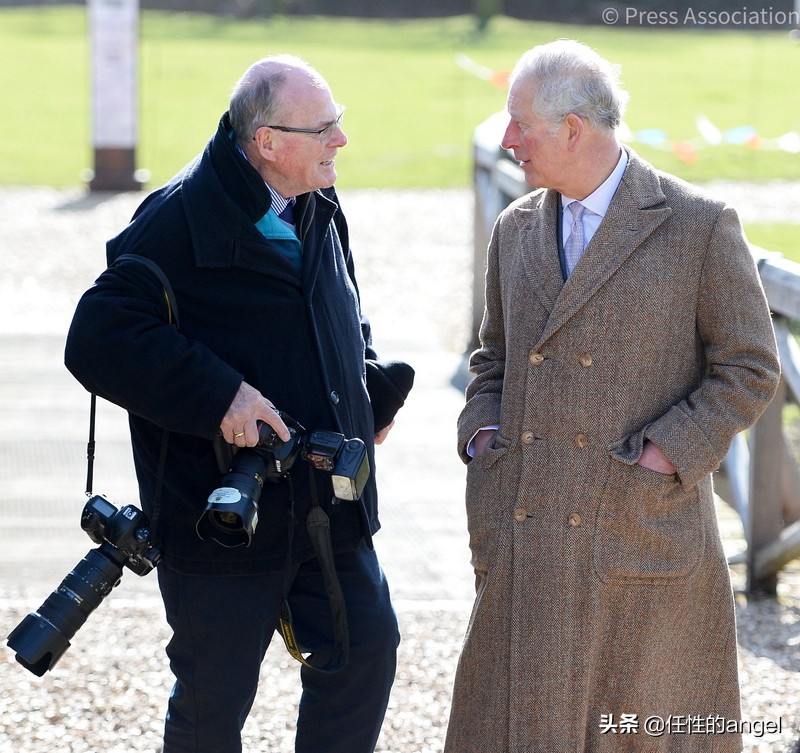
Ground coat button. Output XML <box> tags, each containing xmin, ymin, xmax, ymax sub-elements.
<box><xmin>330</xmin><ymin>390</ymin><xmax>340</xmax><ymax>405</ymax></box>
<box><xmin>521</xmin><ymin>431</ymin><xmax>535</xmax><ymax>444</ymax></box>
<box><xmin>574</xmin><ymin>433</ymin><xmax>588</xmax><ymax>448</ymax></box>
<box><xmin>513</xmin><ymin>507</ymin><xmax>528</xmax><ymax>523</ymax></box>
<box><xmin>568</xmin><ymin>513</ymin><xmax>582</xmax><ymax>527</ymax></box>
<box><xmin>579</xmin><ymin>353</ymin><xmax>593</xmax><ymax>367</ymax></box>
<box><xmin>529</xmin><ymin>351</ymin><xmax>545</xmax><ymax>366</ymax></box>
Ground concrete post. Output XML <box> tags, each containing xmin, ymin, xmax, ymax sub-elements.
<box><xmin>88</xmin><ymin>0</ymin><xmax>142</xmax><ymax>192</ymax></box>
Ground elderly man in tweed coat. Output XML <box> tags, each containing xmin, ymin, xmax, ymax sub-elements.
<box><xmin>444</xmin><ymin>40</ymin><xmax>780</xmax><ymax>753</ymax></box>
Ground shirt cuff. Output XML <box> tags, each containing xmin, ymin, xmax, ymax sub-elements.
<box><xmin>466</xmin><ymin>425</ymin><xmax>500</xmax><ymax>457</ymax></box>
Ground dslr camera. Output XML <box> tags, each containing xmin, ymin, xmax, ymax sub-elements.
<box><xmin>7</xmin><ymin>495</ymin><xmax>161</xmax><ymax>676</ymax></box>
<box><xmin>197</xmin><ymin>414</ymin><xmax>369</xmax><ymax>548</ymax></box>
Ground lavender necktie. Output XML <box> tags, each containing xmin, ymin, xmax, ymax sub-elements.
<box><xmin>564</xmin><ymin>201</ymin><xmax>585</xmax><ymax>276</ymax></box>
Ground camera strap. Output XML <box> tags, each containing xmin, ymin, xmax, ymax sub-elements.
<box><xmin>85</xmin><ymin>253</ymin><xmax>181</xmax><ymax>549</ymax></box>
<box><xmin>278</xmin><ymin>466</ymin><xmax>350</xmax><ymax>673</ymax></box>
<box><xmin>85</xmin><ymin>403</ymin><xmax>170</xmax><ymax>551</ymax></box>
<box><xmin>85</xmin><ymin>392</ymin><xmax>98</xmax><ymax>496</ymax></box>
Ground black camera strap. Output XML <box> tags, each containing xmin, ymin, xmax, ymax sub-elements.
<box><xmin>278</xmin><ymin>465</ymin><xmax>350</xmax><ymax>673</ymax></box>
<box><xmin>86</xmin><ymin>399</ymin><xmax>171</xmax><ymax>543</ymax></box>
<box><xmin>85</xmin><ymin>409</ymin><xmax>170</xmax><ymax>555</ymax></box>
<box><xmin>85</xmin><ymin>254</ymin><xmax>181</xmax><ymax>549</ymax></box>
<box><xmin>85</xmin><ymin>392</ymin><xmax>98</xmax><ymax>496</ymax></box>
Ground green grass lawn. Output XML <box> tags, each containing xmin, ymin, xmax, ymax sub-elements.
<box><xmin>1</xmin><ymin>7</ymin><xmax>799</xmax><ymax>191</ymax></box>
<box><xmin>745</xmin><ymin>223</ymin><xmax>800</xmax><ymax>264</ymax></box>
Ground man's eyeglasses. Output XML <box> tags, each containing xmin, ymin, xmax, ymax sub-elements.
<box><xmin>255</xmin><ymin>105</ymin><xmax>345</xmax><ymax>141</ymax></box>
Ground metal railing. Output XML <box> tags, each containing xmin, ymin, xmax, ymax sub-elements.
<box><xmin>472</xmin><ymin>115</ymin><xmax>800</xmax><ymax>595</ymax></box>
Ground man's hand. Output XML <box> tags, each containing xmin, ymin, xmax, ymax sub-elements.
<box><xmin>220</xmin><ymin>381</ymin><xmax>290</xmax><ymax>448</ymax></box>
<box><xmin>637</xmin><ymin>440</ymin><xmax>677</xmax><ymax>475</ymax></box>
<box><xmin>472</xmin><ymin>428</ymin><xmax>498</xmax><ymax>460</ymax></box>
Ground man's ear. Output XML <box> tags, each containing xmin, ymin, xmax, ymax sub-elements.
<box><xmin>252</xmin><ymin>127</ymin><xmax>278</xmax><ymax>163</ymax></box>
<box><xmin>564</xmin><ymin>113</ymin><xmax>584</xmax><ymax>152</ymax></box>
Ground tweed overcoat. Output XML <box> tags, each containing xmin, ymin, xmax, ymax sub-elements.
<box><xmin>445</xmin><ymin>149</ymin><xmax>780</xmax><ymax>753</ymax></box>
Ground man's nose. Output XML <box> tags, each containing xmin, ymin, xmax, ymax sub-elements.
<box><xmin>500</xmin><ymin>120</ymin><xmax>518</xmax><ymax>150</ymax></box>
<box><xmin>330</xmin><ymin>126</ymin><xmax>348</xmax><ymax>148</ymax></box>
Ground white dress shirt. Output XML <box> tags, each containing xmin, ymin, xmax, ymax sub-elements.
<box><xmin>560</xmin><ymin>148</ymin><xmax>628</xmax><ymax>252</ymax></box>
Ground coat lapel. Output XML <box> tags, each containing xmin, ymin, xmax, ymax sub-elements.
<box><xmin>534</xmin><ymin>150</ymin><xmax>672</xmax><ymax>348</ymax></box>
<box><xmin>517</xmin><ymin>189</ymin><xmax>564</xmax><ymax>315</ymax></box>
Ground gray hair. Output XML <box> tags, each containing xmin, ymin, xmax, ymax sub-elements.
<box><xmin>229</xmin><ymin>54</ymin><xmax>327</xmax><ymax>144</ymax></box>
<box><xmin>511</xmin><ymin>39</ymin><xmax>629</xmax><ymax>132</ymax></box>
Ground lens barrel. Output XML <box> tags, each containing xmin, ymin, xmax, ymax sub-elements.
<box><xmin>7</xmin><ymin>544</ymin><xmax>126</xmax><ymax>676</ymax></box>
<box><xmin>196</xmin><ymin>450</ymin><xmax>265</xmax><ymax>547</ymax></box>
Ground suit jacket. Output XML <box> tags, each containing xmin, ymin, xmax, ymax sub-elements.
<box><xmin>445</xmin><ymin>148</ymin><xmax>780</xmax><ymax>753</ymax></box>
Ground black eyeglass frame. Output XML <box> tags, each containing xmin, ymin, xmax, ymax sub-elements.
<box><xmin>254</xmin><ymin>105</ymin><xmax>345</xmax><ymax>139</ymax></box>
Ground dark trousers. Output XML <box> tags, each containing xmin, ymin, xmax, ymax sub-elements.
<box><xmin>157</xmin><ymin>541</ymin><xmax>399</xmax><ymax>753</ymax></box>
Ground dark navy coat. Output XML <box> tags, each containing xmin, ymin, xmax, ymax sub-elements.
<box><xmin>65</xmin><ymin>113</ymin><xmax>386</xmax><ymax>575</ymax></box>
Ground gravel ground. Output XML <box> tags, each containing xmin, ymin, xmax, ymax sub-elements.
<box><xmin>1</xmin><ymin>183</ymin><xmax>800</xmax><ymax>753</ymax></box>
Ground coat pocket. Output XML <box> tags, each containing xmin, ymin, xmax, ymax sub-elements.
<box><xmin>593</xmin><ymin>461</ymin><xmax>704</xmax><ymax>584</ymax></box>
<box><xmin>464</xmin><ymin>433</ymin><xmax>510</xmax><ymax>571</ymax></box>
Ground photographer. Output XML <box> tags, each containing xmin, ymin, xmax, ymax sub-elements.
<box><xmin>64</xmin><ymin>55</ymin><xmax>413</xmax><ymax>753</ymax></box>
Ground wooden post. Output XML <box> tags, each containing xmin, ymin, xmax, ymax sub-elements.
<box><xmin>88</xmin><ymin>0</ymin><xmax>142</xmax><ymax>192</ymax></box>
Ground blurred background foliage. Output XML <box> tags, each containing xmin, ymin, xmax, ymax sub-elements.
<box><xmin>1</xmin><ymin>6</ymin><xmax>798</xmax><ymax>189</ymax></box>
<box><xmin>0</xmin><ymin>5</ymin><xmax>798</xmax><ymax>255</ymax></box>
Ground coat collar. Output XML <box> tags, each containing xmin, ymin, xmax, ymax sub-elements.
<box><xmin>179</xmin><ymin>112</ymin><xmax>273</xmax><ymax>269</ymax></box>
<box><xmin>515</xmin><ymin>147</ymin><xmax>673</xmax><ymax>347</ymax></box>
<box><xmin>178</xmin><ymin>112</ymin><xmax>338</xmax><ymax>283</ymax></box>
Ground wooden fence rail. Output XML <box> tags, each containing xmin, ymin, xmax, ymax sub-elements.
<box><xmin>472</xmin><ymin>116</ymin><xmax>800</xmax><ymax>595</ymax></box>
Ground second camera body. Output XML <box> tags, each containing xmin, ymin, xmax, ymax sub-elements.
<box><xmin>197</xmin><ymin>416</ymin><xmax>369</xmax><ymax>548</ymax></box>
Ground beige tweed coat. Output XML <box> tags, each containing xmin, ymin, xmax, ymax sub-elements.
<box><xmin>444</xmin><ymin>149</ymin><xmax>780</xmax><ymax>753</ymax></box>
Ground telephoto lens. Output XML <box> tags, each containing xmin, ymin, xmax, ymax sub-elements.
<box><xmin>7</xmin><ymin>495</ymin><xmax>160</xmax><ymax>676</ymax></box>
<box><xmin>7</xmin><ymin>546</ymin><xmax>128</xmax><ymax>676</ymax></box>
